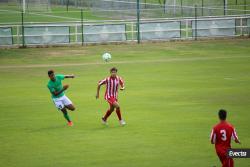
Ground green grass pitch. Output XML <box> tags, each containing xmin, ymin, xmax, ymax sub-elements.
<box><xmin>0</xmin><ymin>39</ymin><xmax>250</xmax><ymax>167</ymax></box>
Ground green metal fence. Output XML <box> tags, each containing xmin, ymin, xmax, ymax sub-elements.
<box><xmin>0</xmin><ymin>15</ymin><xmax>249</xmax><ymax>47</ymax></box>
<box><xmin>0</xmin><ymin>0</ymin><xmax>250</xmax><ymax>47</ymax></box>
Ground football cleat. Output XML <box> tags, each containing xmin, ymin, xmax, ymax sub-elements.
<box><xmin>101</xmin><ymin>117</ymin><xmax>108</xmax><ymax>125</ymax></box>
<box><xmin>67</xmin><ymin>121</ymin><xmax>73</xmax><ymax>126</ymax></box>
<box><xmin>119</xmin><ymin>120</ymin><xmax>126</xmax><ymax>126</ymax></box>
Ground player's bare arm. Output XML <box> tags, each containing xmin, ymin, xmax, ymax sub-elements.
<box><xmin>119</xmin><ymin>77</ymin><xmax>125</xmax><ymax>91</ymax></box>
<box><xmin>210</xmin><ymin>129</ymin><xmax>215</xmax><ymax>144</ymax></box>
<box><xmin>52</xmin><ymin>84</ymin><xmax>69</xmax><ymax>96</ymax></box>
<box><xmin>235</xmin><ymin>139</ymin><xmax>241</xmax><ymax>144</ymax></box>
<box><xmin>233</xmin><ymin>127</ymin><xmax>241</xmax><ymax>144</ymax></box>
<box><xmin>65</xmin><ymin>75</ymin><xmax>75</xmax><ymax>78</ymax></box>
<box><xmin>235</xmin><ymin>136</ymin><xmax>241</xmax><ymax>144</ymax></box>
<box><xmin>96</xmin><ymin>84</ymin><xmax>101</xmax><ymax>99</ymax></box>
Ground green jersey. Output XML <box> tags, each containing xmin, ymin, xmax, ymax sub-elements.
<box><xmin>47</xmin><ymin>74</ymin><xmax>65</xmax><ymax>99</ymax></box>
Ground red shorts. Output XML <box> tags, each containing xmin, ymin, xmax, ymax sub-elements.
<box><xmin>106</xmin><ymin>97</ymin><xmax>117</xmax><ymax>106</ymax></box>
<box><xmin>216</xmin><ymin>150</ymin><xmax>234</xmax><ymax>167</ymax></box>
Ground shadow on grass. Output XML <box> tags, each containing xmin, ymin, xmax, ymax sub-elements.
<box><xmin>27</xmin><ymin>123</ymin><xmax>126</xmax><ymax>134</ymax></box>
<box><xmin>27</xmin><ymin>125</ymin><xmax>66</xmax><ymax>133</ymax></box>
<box><xmin>92</xmin><ymin>125</ymin><xmax>122</xmax><ymax>130</ymax></box>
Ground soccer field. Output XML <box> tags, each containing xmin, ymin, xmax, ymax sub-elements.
<box><xmin>0</xmin><ymin>39</ymin><xmax>250</xmax><ymax>167</ymax></box>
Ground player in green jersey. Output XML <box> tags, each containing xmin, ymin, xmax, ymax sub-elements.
<box><xmin>47</xmin><ymin>70</ymin><xmax>76</xmax><ymax>126</ymax></box>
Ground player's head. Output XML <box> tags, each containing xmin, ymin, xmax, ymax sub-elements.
<box><xmin>218</xmin><ymin>109</ymin><xmax>227</xmax><ymax>121</ymax></box>
<box><xmin>110</xmin><ymin>67</ymin><xmax>118</xmax><ymax>77</ymax></box>
<box><xmin>48</xmin><ymin>70</ymin><xmax>55</xmax><ymax>80</ymax></box>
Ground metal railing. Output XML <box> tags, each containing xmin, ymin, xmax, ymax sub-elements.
<box><xmin>0</xmin><ymin>15</ymin><xmax>249</xmax><ymax>47</ymax></box>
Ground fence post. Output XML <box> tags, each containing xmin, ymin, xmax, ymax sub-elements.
<box><xmin>201</xmin><ymin>0</ymin><xmax>204</xmax><ymax>16</ymax></box>
<box><xmin>81</xmin><ymin>9</ymin><xmax>84</xmax><ymax>46</ymax></box>
<box><xmin>75</xmin><ymin>25</ymin><xmax>77</xmax><ymax>44</ymax></box>
<box><xmin>244</xmin><ymin>0</ymin><xmax>246</xmax><ymax>15</ymax></box>
<box><xmin>137</xmin><ymin>0</ymin><xmax>140</xmax><ymax>44</ymax></box>
<box><xmin>240</xmin><ymin>18</ymin><xmax>243</xmax><ymax>36</ymax></box>
<box><xmin>223</xmin><ymin>0</ymin><xmax>227</xmax><ymax>16</ymax></box>
<box><xmin>17</xmin><ymin>25</ymin><xmax>19</xmax><ymax>45</ymax></box>
<box><xmin>195</xmin><ymin>5</ymin><xmax>197</xmax><ymax>40</ymax></box>
<box><xmin>131</xmin><ymin>23</ymin><xmax>134</xmax><ymax>41</ymax></box>
<box><xmin>66</xmin><ymin>0</ymin><xmax>69</xmax><ymax>11</ymax></box>
<box><xmin>21</xmin><ymin>10</ymin><xmax>25</xmax><ymax>47</ymax></box>
<box><xmin>173</xmin><ymin>0</ymin><xmax>176</xmax><ymax>16</ymax></box>
<box><xmin>181</xmin><ymin>0</ymin><xmax>183</xmax><ymax>17</ymax></box>
<box><xmin>163</xmin><ymin>0</ymin><xmax>166</xmax><ymax>14</ymax></box>
<box><xmin>185</xmin><ymin>19</ymin><xmax>188</xmax><ymax>39</ymax></box>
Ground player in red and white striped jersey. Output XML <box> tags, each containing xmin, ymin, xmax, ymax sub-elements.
<box><xmin>96</xmin><ymin>67</ymin><xmax>126</xmax><ymax>126</ymax></box>
<box><xmin>210</xmin><ymin>109</ymin><xmax>240</xmax><ymax>167</ymax></box>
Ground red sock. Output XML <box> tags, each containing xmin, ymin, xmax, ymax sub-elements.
<box><xmin>116</xmin><ymin>108</ymin><xmax>122</xmax><ymax>121</ymax></box>
<box><xmin>104</xmin><ymin>109</ymin><xmax>112</xmax><ymax>121</ymax></box>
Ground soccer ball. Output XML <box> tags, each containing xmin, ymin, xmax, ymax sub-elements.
<box><xmin>102</xmin><ymin>53</ymin><xmax>112</xmax><ymax>62</ymax></box>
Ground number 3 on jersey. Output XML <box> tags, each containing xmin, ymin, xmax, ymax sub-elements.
<box><xmin>220</xmin><ymin>129</ymin><xmax>227</xmax><ymax>141</ymax></box>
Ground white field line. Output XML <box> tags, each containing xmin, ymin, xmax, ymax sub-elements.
<box><xmin>0</xmin><ymin>55</ymin><xmax>249</xmax><ymax>69</ymax></box>
<box><xmin>26</xmin><ymin>11</ymin><xmax>80</xmax><ymax>21</ymax></box>
<box><xmin>0</xmin><ymin>9</ymin><xmax>80</xmax><ymax>21</ymax></box>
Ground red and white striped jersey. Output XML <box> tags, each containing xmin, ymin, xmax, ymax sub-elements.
<box><xmin>210</xmin><ymin>121</ymin><xmax>239</xmax><ymax>151</ymax></box>
<box><xmin>98</xmin><ymin>76</ymin><xmax>124</xmax><ymax>100</ymax></box>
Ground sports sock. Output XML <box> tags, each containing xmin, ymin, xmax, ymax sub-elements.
<box><xmin>115</xmin><ymin>108</ymin><xmax>122</xmax><ymax>121</ymax></box>
<box><xmin>104</xmin><ymin>109</ymin><xmax>112</xmax><ymax>121</ymax></box>
<box><xmin>63</xmin><ymin>111</ymin><xmax>71</xmax><ymax>122</ymax></box>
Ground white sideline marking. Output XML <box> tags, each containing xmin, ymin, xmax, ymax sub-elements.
<box><xmin>224</xmin><ymin>78</ymin><xmax>234</xmax><ymax>80</ymax></box>
<box><xmin>0</xmin><ymin>55</ymin><xmax>249</xmax><ymax>69</ymax></box>
<box><xmin>28</xmin><ymin>11</ymin><xmax>80</xmax><ymax>21</ymax></box>
<box><xmin>0</xmin><ymin>9</ymin><xmax>80</xmax><ymax>21</ymax></box>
